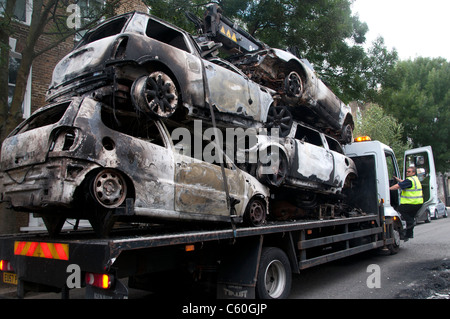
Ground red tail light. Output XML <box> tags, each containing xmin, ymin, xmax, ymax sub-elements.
<box><xmin>0</xmin><ymin>260</ymin><xmax>14</xmax><ymax>272</ymax></box>
<box><xmin>85</xmin><ymin>272</ymin><xmax>113</xmax><ymax>289</ymax></box>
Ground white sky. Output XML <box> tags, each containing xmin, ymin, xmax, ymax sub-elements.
<box><xmin>351</xmin><ymin>0</ymin><xmax>450</xmax><ymax>61</ymax></box>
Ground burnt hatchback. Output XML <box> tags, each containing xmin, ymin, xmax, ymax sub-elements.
<box><xmin>47</xmin><ymin>12</ymin><xmax>275</xmax><ymax>131</ymax></box>
<box><xmin>0</xmin><ymin>97</ymin><xmax>270</xmax><ymax>237</ymax></box>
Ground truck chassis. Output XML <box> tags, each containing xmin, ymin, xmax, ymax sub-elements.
<box><xmin>0</xmin><ymin>211</ymin><xmax>396</xmax><ymax>299</ymax></box>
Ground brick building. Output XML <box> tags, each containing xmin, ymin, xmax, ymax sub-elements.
<box><xmin>0</xmin><ymin>0</ymin><xmax>148</xmax><ymax>233</ymax></box>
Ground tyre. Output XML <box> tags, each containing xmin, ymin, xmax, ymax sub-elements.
<box><xmin>256</xmin><ymin>247</ymin><xmax>292</xmax><ymax>299</ymax></box>
<box><xmin>265</xmin><ymin>105</ymin><xmax>293</xmax><ymax>138</ymax></box>
<box><xmin>131</xmin><ymin>71</ymin><xmax>179</xmax><ymax>118</ymax></box>
<box><xmin>244</xmin><ymin>197</ymin><xmax>267</xmax><ymax>227</ymax></box>
<box><xmin>284</xmin><ymin>71</ymin><xmax>303</xmax><ymax>98</ymax></box>
<box><xmin>425</xmin><ymin>210</ymin><xmax>431</xmax><ymax>223</ymax></box>
<box><xmin>88</xmin><ymin>169</ymin><xmax>128</xmax><ymax>237</ymax></box>
<box><xmin>388</xmin><ymin>223</ymin><xmax>401</xmax><ymax>254</ymax></box>
<box><xmin>256</xmin><ymin>148</ymin><xmax>288</xmax><ymax>187</ymax></box>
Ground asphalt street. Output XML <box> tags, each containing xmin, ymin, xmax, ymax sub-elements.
<box><xmin>289</xmin><ymin>215</ymin><xmax>450</xmax><ymax>299</ymax></box>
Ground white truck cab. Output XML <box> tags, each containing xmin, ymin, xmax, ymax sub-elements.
<box><xmin>344</xmin><ymin>138</ymin><xmax>407</xmax><ymax>239</ymax></box>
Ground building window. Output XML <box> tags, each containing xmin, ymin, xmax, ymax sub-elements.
<box><xmin>0</xmin><ymin>0</ymin><xmax>32</xmax><ymax>25</ymax></box>
<box><xmin>75</xmin><ymin>0</ymin><xmax>105</xmax><ymax>40</ymax></box>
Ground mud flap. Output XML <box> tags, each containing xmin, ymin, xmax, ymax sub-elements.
<box><xmin>216</xmin><ymin>236</ymin><xmax>263</xmax><ymax>299</ymax></box>
<box><xmin>86</xmin><ymin>278</ymin><xmax>128</xmax><ymax>299</ymax></box>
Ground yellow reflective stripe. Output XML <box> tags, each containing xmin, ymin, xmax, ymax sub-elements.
<box><xmin>14</xmin><ymin>241</ymin><xmax>69</xmax><ymax>260</ymax></box>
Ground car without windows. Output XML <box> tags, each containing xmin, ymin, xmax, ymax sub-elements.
<box><xmin>237</xmin><ymin>121</ymin><xmax>357</xmax><ymax>195</ymax></box>
<box><xmin>0</xmin><ymin>97</ymin><xmax>270</xmax><ymax>237</ymax></box>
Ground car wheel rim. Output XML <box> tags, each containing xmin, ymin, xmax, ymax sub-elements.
<box><xmin>284</xmin><ymin>71</ymin><xmax>303</xmax><ymax>98</ymax></box>
<box><xmin>132</xmin><ymin>71</ymin><xmax>178</xmax><ymax>118</ymax></box>
<box><xmin>247</xmin><ymin>199</ymin><xmax>266</xmax><ymax>226</ymax></box>
<box><xmin>93</xmin><ymin>169</ymin><xmax>127</xmax><ymax>209</ymax></box>
<box><xmin>266</xmin><ymin>106</ymin><xmax>293</xmax><ymax>137</ymax></box>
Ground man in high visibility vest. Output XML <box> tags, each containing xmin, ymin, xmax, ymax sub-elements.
<box><xmin>390</xmin><ymin>166</ymin><xmax>424</xmax><ymax>240</ymax></box>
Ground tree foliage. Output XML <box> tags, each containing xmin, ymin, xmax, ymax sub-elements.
<box><xmin>354</xmin><ymin>103</ymin><xmax>411</xmax><ymax>164</ymax></box>
<box><xmin>0</xmin><ymin>0</ymin><xmax>120</xmax><ymax>142</ymax></box>
<box><xmin>376</xmin><ymin>58</ymin><xmax>450</xmax><ymax>172</ymax></box>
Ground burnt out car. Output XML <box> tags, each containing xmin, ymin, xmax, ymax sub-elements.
<box><xmin>230</xmin><ymin>49</ymin><xmax>354</xmax><ymax>143</ymax></box>
<box><xmin>237</xmin><ymin>121</ymin><xmax>357</xmax><ymax>194</ymax></box>
<box><xmin>193</xmin><ymin>4</ymin><xmax>354</xmax><ymax>143</ymax></box>
<box><xmin>0</xmin><ymin>97</ymin><xmax>270</xmax><ymax>237</ymax></box>
<box><xmin>46</xmin><ymin>12</ymin><xmax>275</xmax><ymax>132</ymax></box>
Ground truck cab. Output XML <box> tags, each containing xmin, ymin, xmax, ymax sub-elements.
<box><xmin>344</xmin><ymin>138</ymin><xmax>406</xmax><ymax>250</ymax></box>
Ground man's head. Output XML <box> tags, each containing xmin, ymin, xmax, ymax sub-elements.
<box><xmin>406</xmin><ymin>167</ymin><xmax>417</xmax><ymax>176</ymax></box>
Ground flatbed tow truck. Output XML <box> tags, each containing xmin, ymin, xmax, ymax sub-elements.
<box><xmin>0</xmin><ymin>138</ymin><xmax>406</xmax><ymax>299</ymax></box>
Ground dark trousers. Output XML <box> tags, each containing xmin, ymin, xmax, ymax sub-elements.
<box><xmin>398</xmin><ymin>204</ymin><xmax>422</xmax><ymax>238</ymax></box>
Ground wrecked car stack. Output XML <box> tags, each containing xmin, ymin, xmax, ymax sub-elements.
<box><xmin>0</xmin><ymin>6</ymin><xmax>357</xmax><ymax>237</ymax></box>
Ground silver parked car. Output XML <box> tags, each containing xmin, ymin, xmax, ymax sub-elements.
<box><xmin>0</xmin><ymin>97</ymin><xmax>270</xmax><ymax>236</ymax></box>
<box><xmin>435</xmin><ymin>200</ymin><xmax>448</xmax><ymax>218</ymax></box>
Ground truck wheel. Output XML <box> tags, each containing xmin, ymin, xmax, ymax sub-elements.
<box><xmin>256</xmin><ymin>247</ymin><xmax>292</xmax><ymax>299</ymax></box>
<box><xmin>388</xmin><ymin>224</ymin><xmax>401</xmax><ymax>255</ymax></box>
<box><xmin>131</xmin><ymin>71</ymin><xmax>179</xmax><ymax>118</ymax></box>
<box><xmin>244</xmin><ymin>197</ymin><xmax>267</xmax><ymax>227</ymax></box>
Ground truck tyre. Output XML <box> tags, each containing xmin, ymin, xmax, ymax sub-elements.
<box><xmin>388</xmin><ymin>224</ymin><xmax>401</xmax><ymax>255</ymax></box>
<box><xmin>256</xmin><ymin>247</ymin><xmax>292</xmax><ymax>299</ymax></box>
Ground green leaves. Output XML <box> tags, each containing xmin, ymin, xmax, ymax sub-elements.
<box><xmin>376</xmin><ymin>58</ymin><xmax>450</xmax><ymax>171</ymax></box>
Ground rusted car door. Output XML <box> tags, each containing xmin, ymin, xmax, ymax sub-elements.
<box><xmin>173</xmin><ymin>150</ymin><xmax>246</xmax><ymax>220</ymax></box>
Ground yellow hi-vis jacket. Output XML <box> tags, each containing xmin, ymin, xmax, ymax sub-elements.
<box><xmin>400</xmin><ymin>175</ymin><xmax>423</xmax><ymax>205</ymax></box>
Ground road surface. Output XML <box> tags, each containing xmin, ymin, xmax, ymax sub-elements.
<box><xmin>289</xmin><ymin>216</ymin><xmax>450</xmax><ymax>299</ymax></box>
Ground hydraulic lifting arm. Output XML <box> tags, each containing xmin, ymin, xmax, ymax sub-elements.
<box><xmin>187</xmin><ymin>3</ymin><xmax>267</xmax><ymax>55</ymax></box>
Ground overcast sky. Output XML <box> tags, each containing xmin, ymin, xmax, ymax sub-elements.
<box><xmin>351</xmin><ymin>0</ymin><xmax>450</xmax><ymax>61</ymax></box>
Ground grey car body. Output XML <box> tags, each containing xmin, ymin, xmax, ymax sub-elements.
<box><xmin>237</xmin><ymin>121</ymin><xmax>357</xmax><ymax>194</ymax></box>
<box><xmin>0</xmin><ymin>97</ymin><xmax>269</xmax><ymax>235</ymax></box>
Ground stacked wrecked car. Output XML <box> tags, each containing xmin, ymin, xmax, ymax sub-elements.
<box><xmin>0</xmin><ymin>9</ymin><xmax>357</xmax><ymax>236</ymax></box>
